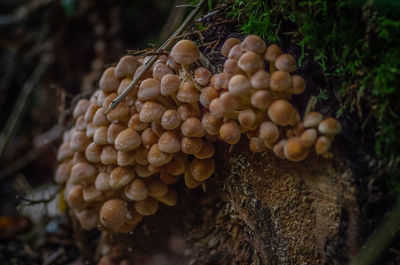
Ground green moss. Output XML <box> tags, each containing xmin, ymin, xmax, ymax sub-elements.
<box><xmin>219</xmin><ymin>0</ymin><xmax>400</xmax><ymax>196</ymax></box>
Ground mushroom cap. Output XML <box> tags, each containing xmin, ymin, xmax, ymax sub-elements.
<box><xmin>289</xmin><ymin>75</ymin><xmax>305</xmax><ymax>95</ymax></box>
<box><xmin>70</xmin><ymin>131</ymin><xmax>90</xmax><ymax>152</ymax></box>
<box><xmin>134</xmin><ymin>197</ymin><xmax>158</xmax><ymax>216</ymax></box>
<box><xmin>181</xmin><ymin>117</ymin><xmax>205</xmax><ymax>137</ymax></box>
<box><xmin>249</xmin><ymin>137</ymin><xmax>268</xmax><ymax>153</ymax></box>
<box><xmin>181</xmin><ymin>136</ymin><xmax>203</xmax><ymax>154</ymax></box>
<box><xmin>303</xmin><ymin>111</ymin><xmax>323</xmax><ymax>128</ymax></box>
<box><xmin>221</xmin><ymin>37</ymin><xmax>241</xmax><ymax>57</ymax></box>
<box><xmin>164</xmin><ymin>155</ymin><xmax>186</xmax><ymax>176</ymax></box>
<box><xmin>228</xmin><ymin>74</ymin><xmax>251</xmax><ymax>97</ymax></box>
<box><xmin>318</xmin><ymin>118</ymin><xmax>342</xmax><ymax>135</ymax></box>
<box><xmin>199</xmin><ymin>86</ymin><xmax>218</xmax><ymax>108</ymax></box>
<box><xmin>82</xmin><ymin>185</ymin><xmax>103</xmax><ymax>202</ymax></box>
<box><xmin>57</xmin><ymin>142</ymin><xmax>74</xmax><ymax>161</ymax></box>
<box><xmin>107</xmin><ymin>123</ymin><xmax>127</xmax><ymax>144</ymax></box>
<box><xmin>184</xmin><ymin>169</ymin><xmax>201</xmax><ymax>189</ymax></box>
<box><xmin>228</xmin><ymin>44</ymin><xmax>243</xmax><ymax>60</ymax></box>
<box><xmin>300</xmin><ymin>128</ymin><xmax>318</xmax><ymax>147</ymax></box>
<box><xmin>100</xmin><ymin>199</ymin><xmax>128</xmax><ymax>230</ymax></box>
<box><xmin>70</xmin><ymin>162</ymin><xmax>97</xmax><ymax>184</ymax></box>
<box><xmin>75</xmin><ymin>208</ymin><xmax>99</xmax><ymax>231</ymax></box>
<box><xmin>267</xmin><ymin>100</ymin><xmax>297</xmax><ymax>126</ymax></box>
<box><xmin>160</xmin><ymin>74</ymin><xmax>180</xmax><ymax>96</ymax></box>
<box><xmin>315</xmin><ymin>135</ymin><xmax>332</xmax><ymax>154</ymax></box>
<box><xmin>66</xmin><ymin>185</ymin><xmax>85</xmax><ymax>209</ymax></box>
<box><xmin>219</xmin><ymin>121</ymin><xmax>241</xmax><ymax>145</ymax></box>
<box><xmin>128</xmin><ymin>113</ymin><xmax>149</xmax><ymax>131</ymax></box>
<box><xmin>95</xmin><ymin>172</ymin><xmax>112</xmax><ymax>191</ymax></box>
<box><xmin>161</xmin><ymin>109</ymin><xmax>182</xmax><ymax>130</ymax></box>
<box><xmin>237</xmin><ymin>51</ymin><xmax>264</xmax><ymax>74</ymax></box>
<box><xmin>86</xmin><ymin>123</ymin><xmax>96</xmax><ymax>139</ymax></box>
<box><xmin>146</xmin><ymin>178</ymin><xmax>168</xmax><ymax>198</ymax></box>
<box><xmin>219</xmin><ymin>92</ymin><xmax>238</xmax><ymax>113</ymax></box>
<box><xmin>93</xmin><ymin>107</ymin><xmax>110</xmax><ymax>127</ymax></box>
<box><xmin>157</xmin><ymin>188</ymin><xmax>178</xmax><ymax>206</ymax></box>
<box><xmin>240</xmin><ymin>35</ymin><xmax>266</xmax><ymax>54</ymax></box>
<box><xmin>194</xmin><ymin>67</ymin><xmax>212</xmax><ymax>86</ymax></box>
<box><xmin>259</xmin><ymin>121</ymin><xmax>280</xmax><ymax>144</ymax></box>
<box><xmin>160</xmin><ymin>172</ymin><xmax>180</xmax><ymax>185</ymax></box>
<box><xmin>138</xmin><ymin>78</ymin><xmax>161</xmax><ymax>101</ymax></box>
<box><xmin>109</xmin><ymin>167</ymin><xmax>134</xmax><ymax>188</ymax></box>
<box><xmin>209</xmin><ymin>98</ymin><xmax>224</xmax><ymax>118</ymax></box>
<box><xmin>73</xmin><ymin>99</ymin><xmax>90</xmax><ymax>119</ymax></box>
<box><xmin>151</xmin><ymin>122</ymin><xmax>166</xmax><ymax>137</ymax></box>
<box><xmin>141</xmin><ymin>127</ymin><xmax>159</xmax><ymax>149</ymax></box>
<box><xmin>117</xmin><ymin>150</ymin><xmax>136</xmax><ymax>167</ymax></box>
<box><xmin>115</xmin><ymin>128</ymin><xmax>142</xmax><ymax>151</ymax></box>
<box><xmin>85</xmin><ymin>142</ymin><xmax>102</xmax><ymax>163</ymax></box>
<box><xmin>238</xmin><ymin>109</ymin><xmax>256</xmax><ymax>129</ymax></box>
<box><xmin>55</xmin><ymin>161</ymin><xmax>72</xmax><ymax>184</ymax></box>
<box><xmin>284</xmin><ymin>137</ymin><xmax>309</xmax><ymax>162</ymax></box>
<box><xmin>270</xmin><ymin>70</ymin><xmax>292</xmax><ymax>92</ymax></box>
<box><xmin>147</xmin><ymin>144</ymin><xmax>173</xmax><ymax>166</ymax></box>
<box><xmin>210</xmin><ymin>73</ymin><xmax>228</xmax><ymax>90</ymax></box>
<box><xmin>223</xmin><ymin>59</ymin><xmax>243</xmax><ymax>79</ymax></box>
<box><xmin>250</xmin><ymin>69</ymin><xmax>270</xmax><ymax>90</ymax></box>
<box><xmin>190</xmin><ymin>158</ymin><xmax>215</xmax><ymax>181</ymax></box>
<box><xmin>273</xmin><ymin>139</ymin><xmax>287</xmax><ymax>159</ymax></box>
<box><xmin>194</xmin><ymin>141</ymin><xmax>215</xmax><ymax>159</ymax></box>
<box><xmin>152</xmin><ymin>63</ymin><xmax>173</xmax><ymax>81</ymax></box>
<box><xmin>177</xmin><ymin>103</ymin><xmax>200</xmax><ymax>121</ymax></box>
<box><xmin>264</xmin><ymin>44</ymin><xmax>282</xmax><ymax>62</ymax></box>
<box><xmin>177</xmin><ymin>81</ymin><xmax>199</xmax><ymax>103</ymax></box>
<box><xmin>135</xmin><ymin>147</ymin><xmax>149</xmax><ymax>165</ymax></box>
<box><xmin>101</xmin><ymin>145</ymin><xmax>118</xmax><ymax>165</ymax></box>
<box><xmin>115</xmin><ymin>55</ymin><xmax>141</xmax><ymax>79</ymax></box>
<box><xmin>99</xmin><ymin>67</ymin><xmax>120</xmax><ymax>93</ymax></box>
<box><xmin>202</xmin><ymin>112</ymin><xmax>223</xmax><ymax>136</ymax></box>
<box><xmin>94</xmin><ymin>126</ymin><xmax>108</xmax><ymax>145</ymax></box>
<box><xmin>158</xmin><ymin>131</ymin><xmax>181</xmax><ymax>153</ymax></box>
<box><xmin>170</xmin><ymin>40</ymin><xmax>199</xmax><ymax>65</ymax></box>
<box><xmin>84</xmin><ymin>103</ymin><xmax>99</xmax><ymax>123</ymax></box>
<box><xmin>125</xmin><ymin>179</ymin><xmax>148</xmax><ymax>201</ymax></box>
<box><xmin>251</xmin><ymin>90</ymin><xmax>274</xmax><ymax>110</ymax></box>
<box><xmin>139</xmin><ymin>101</ymin><xmax>166</xmax><ymax>123</ymax></box>
<box><xmin>275</xmin><ymin>54</ymin><xmax>297</xmax><ymax>72</ymax></box>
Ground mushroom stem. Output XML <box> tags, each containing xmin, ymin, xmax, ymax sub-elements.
<box><xmin>269</xmin><ymin>61</ymin><xmax>276</xmax><ymax>74</ymax></box>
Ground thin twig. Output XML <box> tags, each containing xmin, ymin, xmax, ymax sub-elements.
<box><xmin>0</xmin><ymin>57</ymin><xmax>51</xmax><ymax>159</ymax></box>
<box><xmin>104</xmin><ymin>0</ymin><xmax>207</xmax><ymax>115</ymax></box>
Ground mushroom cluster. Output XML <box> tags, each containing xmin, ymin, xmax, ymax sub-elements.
<box><xmin>55</xmin><ymin>35</ymin><xmax>341</xmax><ymax>234</ymax></box>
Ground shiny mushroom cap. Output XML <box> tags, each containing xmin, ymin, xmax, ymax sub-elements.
<box><xmin>170</xmin><ymin>40</ymin><xmax>200</xmax><ymax>65</ymax></box>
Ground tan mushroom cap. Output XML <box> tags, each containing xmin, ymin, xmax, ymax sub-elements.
<box><xmin>99</xmin><ymin>67</ymin><xmax>120</xmax><ymax>93</ymax></box>
<box><xmin>259</xmin><ymin>121</ymin><xmax>279</xmax><ymax>144</ymax></box>
<box><xmin>184</xmin><ymin>169</ymin><xmax>201</xmax><ymax>189</ymax></box>
<box><xmin>209</xmin><ymin>98</ymin><xmax>224</xmax><ymax>118</ymax></box>
<box><xmin>160</xmin><ymin>74</ymin><xmax>180</xmax><ymax>96</ymax></box>
<box><xmin>267</xmin><ymin>100</ymin><xmax>298</xmax><ymax>126</ymax></box>
<box><xmin>221</xmin><ymin>37</ymin><xmax>241</xmax><ymax>57</ymax></box>
<box><xmin>289</xmin><ymin>75</ymin><xmax>306</xmax><ymax>95</ymax></box>
<box><xmin>134</xmin><ymin>197</ymin><xmax>158</xmax><ymax>216</ymax></box>
<box><xmin>152</xmin><ymin>63</ymin><xmax>173</xmax><ymax>81</ymax></box>
<box><xmin>101</xmin><ymin>145</ymin><xmax>118</xmax><ymax>165</ymax></box>
<box><xmin>177</xmin><ymin>81</ymin><xmax>199</xmax><ymax>103</ymax></box>
<box><xmin>228</xmin><ymin>74</ymin><xmax>251</xmax><ymax>97</ymax></box>
<box><xmin>170</xmin><ymin>39</ymin><xmax>199</xmax><ymax>65</ymax></box>
<box><xmin>70</xmin><ymin>131</ymin><xmax>90</xmax><ymax>152</ymax></box>
<box><xmin>57</xmin><ymin>142</ymin><xmax>74</xmax><ymax>161</ymax></box>
<box><xmin>128</xmin><ymin>113</ymin><xmax>148</xmax><ymax>131</ymax></box>
<box><xmin>273</xmin><ymin>139</ymin><xmax>287</xmax><ymax>159</ymax></box>
<box><xmin>125</xmin><ymin>179</ymin><xmax>148</xmax><ymax>201</ymax></box>
<box><xmin>210</xmin><ymin>73</ymin><xmax>228</xmax><ymax>90</ymax></box>
<box><xmin>82</xmin><ymin>185</ymin><xmax>103</xmax><ymax>202</ymax></box>
<box><xmin>202</xmin><ymin>112</ymin><xmax>223</xmax><ymax>135</ymax></box>
<box><xmin>93</xmin><ymin>107</ymin><xmax>110</xmax><ymax>127</ymax></box>
<box><xmin>100</xmin><ymin>199</ymin><xmax>128</xmax><ymax>230</ymax></box>
<box><xmin>139</xmin><ymin>101</ymin><xmax>166</xmax><ymax>123</ymax></box>
<box><xmin>250</xmin><ymin>69</ymin><xmax>270</xmax><ymax>90</ymax></box>
<box><xmin>251</xmin><ymin>90</ymin><xmax>274</xmax><ymax>110</ymax></box>
<box><xmin>164</xmin><ymin>155</ymin><xmax>185</xmax><ymax>176</ymax></box>
<box><xmin>109</xmin><ymin>167</ymin><xmax>134</xmax><ymax>188</ymax></box>
<box><xmin>161</xmin><ymin>109</ymin><xmax>182</xmax><ymax>130</ymax></box>
<box><xmin>94</xmin><ymin>126</ymin><xmax>108</xmax><ymax>145</ymax></box>
<box><xmin>219</xmin><ymin>120</ymin><xmax>241</xmax><ymax>145</ymax></box>
<box><xmin>224</xmin><ymin>59</ymin><xmax>243</xmax><ymax>79</ymax></box>
<box><xmin>115</xmin><ymin>128</ymin><xmax>142</xmax><ymax>151</ymax></box>
<box><xmin>264</xmin><ymin>44</ymin><xmax>283</xmax><ymax>62</ymax></box>
<box><xmin>177</xmin><ymin>103</ymin><xmax>200</xmax><ymax>121</ymax></box>
<box><xmin>181</xmin><ymin>117</ymin><xmax>205</xmax><ymax>137</ymax></box>
<box><xmin>240</xmin><ymin>35</ymin><xmax>266</xmax><ymax>54</ymax></box>
<box><xmin>70</xmin><ymin>162</ymin><xmax>97</xmax><ymax>184</ymax></box>
<box><xmin>237</xmin><ymin>51</ymin><xmax>264</xmax><ymax>75</ymax></box>
<box><xmin>318</xmin><ymin>118</ymin><xmax>342</xmax><ymax>135</ymax></box>
<box><xmin>303</xmin><ymin>111</ymin><xmax>323</xmax><ymax>128</ymax></box>
<box><xmin>249</xmin><ymin>137</ymin><xmax>268</xmax><ymax>153</ymax></box>
<box><xmin>194</xmin><ymin>141</ymin><xmax>215</xmax><ymax>159</ymax></box>
<box><xmin>66</xmin><ymin>185</ymin><xmax>85</xmax><ymax>209</ymax></box>
<box><xmin>107</xmin><ymin>123</ymin><xmax>127</xmax><ymax>144</ymax></box>
<box><xmin>284</xmin><ymin>137</ymin><xmax>309</xmax><ymax>162</ymax></box>
<box><xmin>73</xmin><ymin>99</ymin><xmax>90</xmax><ymax>119</ymax></box>
<box><xmin>238</xmin><ymin>109</ymin><xmax>256</xmax><ymax>129</ymax></box>
<box><xmin>135</xmin><ymin>164</ymin><xmax>153</xmax><ymax>178</ymax></box>
<box><xmin>86</xmin><ymin>123</ymin><xmax>96</xmax><ymax>139</ymax></box>
<box><xmin>95</xmin><ymin>172</ymin><xmax>112</xmax><ymax>191</ymax></box>
<box><xmin>275</xmin><ymin>53</ymin><xmax>297</xmax><ymax>73</ymax></box>
<box><xmin>190</xmin><ymin>158</ymin><xmax>215</xmax><ymax>181</ymax></box>
<box><xmin>84</xmin><ymin>103</ymin><xmax>99</xmax><ymax>122</ymax></box>
<box><xmin>300</xmin><ymin>128</ymin><xmax>318</xmax><ymax>147</ymax></box>
<box><xmin>72</xmin><ymin>152</ymin><xmax>87</xmax><ymax>164</ymax></box>
<box><xmin>147</xmin><ymin>144</ymin><xmax>173</xmax><ymax>166</ymax></box>
<box><xmin>181</xmin><ymin>136</ymin><xmax>203</xmax><ymax>154</ymax></box>
<box><xmin>160</xmin><ymin>172</ymin><xmax>179</xmax><ymax>185</ymax></box>
<box><xmin>146</xmin><ymin>178</ymin><xmax>168</xmax><ymax>198</ymax></box>
<box><xmin>141</xmin><ymin>128</ymin><xmax>158</xmax><ymax>149</ymax></box>
<box><xmin>55</xmin><ymin>161</ymin><xmax>72</xmax><ymax>184</ymax></box>
<box><xmin>270</xmin><ymin>70</ymin><xmax>292</xmax><ymax>92</ymax></box>
<box><xmin>85</xmin><ymin>142</ymin><xmax>102</xmax><ymax>163</ymax></box>
<box><xmin>158</xmin><ymin>131</ymin><xmax>181</xmax><ymax>153</ymax></box>
<box><xmin>194</xmin><ymin>67</ymin><xmax>212</xmax><ymax>86</ymax></box>
<box><xmin>157</xmin><ymin>188</ymin><xmax>178</xmax><ymax>206</ymax></box>
<box><xmin>219</xmin><ymin>92</ymin><xmax>238</xmax><ymax>113</ymax></box>
<box><xmin>200</xmin><ymin>86</ymin><xmax>218</xmax><ymax>108</ymax></box>
<box><xmin>115</xmin><ymin>55</ymin><xmax>141</xmax><ymax>79</ymax></box>
<box><xmin>138</xmin><ymin>78</ymin><xmax>161</xmax><ymax>101</ymax></box>
<box><xmin>135</xmin><ymin>147</ymin><xmax>149</xmax><ymax>165</ymax></box>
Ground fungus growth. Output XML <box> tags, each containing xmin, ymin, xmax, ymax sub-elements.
<box><xmin>55</xmin><ymin>35</ymin><xmax>341</xmax><ymax>235</ymax></box>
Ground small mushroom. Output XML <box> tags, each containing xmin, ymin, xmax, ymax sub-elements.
<box><xmin>109</xmin><ymin>167</ymin><xmax>134</xmax><ymax>189</ymax></box>
<box><xmin>161</xmin><ymin>109</ymin><xmax>182</xmax><ymax>130</ymax></box>
<box><xmin>221</xmin><ymin>37</ymin><xmax>241</xmax><ymax>57</ymax></box>
<box><xmin>284</xmin><ymin>137</ymin><xmax>309</xmax><ymax>162</ymax></box>
<box><xmin>190</xmin><ymin>158</ymin><xmax>215</xmax><ymax>181</ymax></box>
<box><xmin>124</xmin><ymin>179</ymin><xmax>148</xmax><ymax>201</ymax></box>
<box><xmin>170</xmin><ymin>40</ymin><xmax>199</xmax><ymax>65</ymax></box>
<box><xmin>300</xmin><ymin>128</ymin><xmax>318</xmax><ymax>147</ymax></box>
<box><xmin>237</xmin><ymin>51</ymin><xmax>264</xmax><ymax>75</ymax></box>
<box><xmin>157</xmin><ymin>188</ymin><xmax>177</xmax><ymax>206</ymax></box>
<box><xmin>303</xmin><ymin>111</ymin><xmax>323</xmax><ymax>128</ymax></box>
<box><xmin>158</xmin><ymin>131</ymin><xmax>181</xmax><ymax>153</ymax></box>
<box><xmin>147</xmin><ymin>144</ymin><xmax>173</xmax><ymax>166</ymax></box>
<box><xmin>219</xmin><ymin>120</ymin><xmax>241</xmax><ymax>145</ymax></box>
<box><xmin>228</xmin><ymin>44</ymin><xmax>243</xmax><ymax>60</ymax></box>
<box><xmin>134</xmin><ymin>197</ymin><xmax>158</xmax><ymax>216</ymax></box>
<box><xmin>99</xmin><ymin>67</ymin><xmax>120</xmax><ymax>93</ymax></box>
<box><xmin>194</xmin><ymin>67</ymin><xmax>212</xmax><ymax>86</ymax></box>
<box><xmin>100</xmin><ymin>199</ymin><xmax>128</xmax><ymax>230</ymax></box>
<box><xmin>240</xmin><ymin>35</ymin><xmax>266</xmax><ymax>54</ymax></box>
<box><xmin>275</xmin><ymin>54</ymin><xmax>297</xmax><ymax>73</ymax></box>
<box><xmin>318</xmin><ymin>118</ymin><xmax>342</xmax><ymax>135</ymax></box>
<box><xmin>115</xmin><ymin>128</ymin><xmax>142</xmax><ymax>151</ymax></box>
<box><xmin>115</xmin><ymin>55</ymin><xmax>141</xmax><ymax>79</ymax></box>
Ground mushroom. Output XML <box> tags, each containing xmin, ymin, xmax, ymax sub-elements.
<box><xmin>284</xmin><ymin>137</ymin><xmax>309</xmax><ymax>162</ymax></box>
<box><xmin>99</xmin><ymin>67</ymin><xmax>120</xmax><ymax>93</ymax></box>
<box><xmin>275</xmin><ymin>54</ymin><xmax>297</xmax><ymax>73</ymax></box>
<box><xmin>240</xmin><ymin>35</ymin><xmax>266</xmax><ymax>54</ymax></box>
<box><xmin>115</xmin><ymin>128</ymin><xmax>142</xmax><ymax>151</ymax></box>
<box><xmin>303</xmin><ymin>111</ymin><xmax>323</xmax><ymax>128</ymax></box>
<box><xmin>170</xmin><ymin>39</ymin><xmax>199</xmax><ymax>66</ymax></box>
<box><xmin>194</xmin><ymin>67</ymin><xmax>212</xmax><ymax>86</ymax></box>
<box><xmin>100</xmin><ymin>199</ymin><xmax>128</xmax><ymax>230</ymax></box>
<box><xmin>221</xmin><ymin>37</ymin><xmax>241</xmax><ymax>57</ymax></box>
<box><xmin>237</xmin><ymin>51</ymin><xmax>264</xmax><ymax>76</ymax></box>
<box><xmin>189</xmin><ymin>158</ymin><xmax>215</xmax><ymax>182</ymax></box>
<box><xmin>124</xmin><ymin>179</ymin><xmax>148</xmax><ymax>201</ymax></box>
<box><xmin>318</xmin><ymin>118</ymin><xmax>342</xmax><ymax>135</ymax></box>
<box><xmin>219</xmin><ymin>121</ymin><xmax>241</xmax><ymax>145</ymax></box>
<box><xmin>134</xmin><ymin>197</ymin><xmax>158</xmax><ymax>216</ymax></box>
<box><xmin>158</xmin><ymin>131</ymin><xmax>181</xmax><ymax>153</ymax></box>
<box><xmin>109</xmin><ymin>167</ymin><xmax>134</xmax><ymax>188</ymax></box>
<box><xmin>115</xmin><ymin>55</ymin><xmax>141</xmax><ymax>79</ymax></box>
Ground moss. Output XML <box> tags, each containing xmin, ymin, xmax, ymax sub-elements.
<box><xmin>218</xmin><ymin>0</ymin><xmax>400</xmax><ymax>195</ymax></box>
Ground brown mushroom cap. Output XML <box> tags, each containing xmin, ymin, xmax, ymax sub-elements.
<box><xmin>138</xmin><ymin>78</ymin><xmax>161</xmax><ymax>101</ymax></box>
<box><xmin>160</xmin><ymin>74</ymin><xmax>180</xmax><ymax>96</ymax></box>
<box><xmin>84</xmin><ymin>103</ymin><xmax>99</xmax><ymax>123</ymax></box>
<box><xmin>164</xmin><ymin>155</ymin><xmax>185</xmax><ymax>176</ymax></box>
<box><xmin>219</xmin><ymin>121</ymin><xmax>241</xmax><ymax>145</ymax></box>
<box><xmin>115</xmin><ymin>55</ymin><xmax>141</xmax><ymax>79</ymax></box>
<box><xmin>264</xmin><ymin>44</ymin><xmax>283</xmax><ymax>62</ymax></box>
<box><xmin>219</xmin><ymin>92</ymin><xmax>238</xmax><ymax>113</ymax></box>
<box><xmin>199</xmin><ymin>86</ymin><xmax>219</xmax><ymax>108</ymax></box>
<box><xmin>157</xmin><ymin>188</ymin><xmax>178</xmax><ymax>206</ymax></box>
<box><xmin>117</xmin><ymin>150</ymin><xmax>136</xmax><ymax>167</ymax></box>
<box><xmin>209</xmin><ymin>98</ymin><xmax>224</xmax><ymax>118</ymax></box>
<box><xmin>70</xmin><ymin>131</ymin><xmax>90</xmax><ymax>152</ymax></box>
<box><xmin>300</xmin><ymin>128</ymin><xmax>318</xmax><ymax>147</ymax></box>
<box><xmin>223</xmin><ymin>59</ymin><xmax>243</xmax><ymax>79</ymax></box>
<box><xmin>100</xmin><ymin>67</ymin><xmax>120</xmax><ymax>93</ymax></box>
<box><xmin>158</xmin><ymin>131</ymin><xmax>181</xmax><ymax>153</ymax></box>
<box><xmin>93</xmin><ymin>107</ymin><xmax>110</xmax><ymax>127</ymax></box>
<box><xmin>259</xmin><ymin>121</ymin><xmax>279</xmax><ymax>144</ymax></box>
<box><xmin>238</xmin><ymin>109</ymin><xmax>256</xmax><ymax>129</ymax></box>
<box><xmin>100</xmin><ymin>199</ymin><xmax>128</xmax><ymax>230</ymax></box>
<box><xmin>161</xmin><ymin>109</ymin><xmax>182</xmax><ymax>130</ymax></box>
<box><xmin>128</xmin><ymin>113</ymin><xmax>148</xmax><ymax>131</ymax></box>
<box><xmin>267</xmin><ymin>100</ymin><xmax>297</xmax><ymax>126</ymax></box>
<box><xmin>135</xmin><ymin>147</ymin><xmax>149</xmax><ymax>165</ymax></box>
<box><xmin>181</xmin><ymin>137</ymin><xmax>203</xmax><ymax>154</ymax></box>
<box><xmin>55</xmin><ymin>161</ymin><xmax>72</xmax><ymax>184</ymax></box>
<box><xmin>107</xmin><ymin>123</ymin><xmax>127</xmax><ymax>144</ymax></box>
<box><xmin>181</xmin><ymin>117</ymin><xmax>205</xmax><ymax>137</ymax></box>
<box><xmin>228</xmin><ymin>74</ymin><xmax>251</xmax><ymax>97</ymax></box>
<box><xmin>94</xmin><ymin>126</ymin><xmax>108</xmax><ymax>145</ymax></box>
<box><xmin>228</xmin><ymin>44</ymin><xmax>243</xmax><ymax>60</ymax></box>
<box><xmin>147</xmin><ymin>144</ymin><xmax>173</xmax><ymax>166</ymax></box>
<box><xmin>284</xmin><ymin>137</ymin><xmax>309</xmax><ymax>162</ymax></box>
<box><xmin>57</xmin><ymin>142</ymin><xmax>74</xmax><ymax>161</ymax></box>
<box><xmin>170</xmin><ymin>40</ymin><xmax>199</xmax><ymax>65</ymax></box>
<box><xmin>210</xmin><ymin>73</ymin><xmax>228</xmax><ymax>90</ymax></box>
<box><xmin>177</xmin><ymin>103</ymin><xmax>200</xmax><ymax>121</ymax></box>
<box><xmin>66</xmin><ymin>185</ymin><xmax>85</xmax><ymax>209</ymax></box>
<box><xmin>125</xmin><ymin>179</ymin><xmax>148</xmax><ymax>201</ymax></box>
<box><xmin>101</xmin><ymin>145</ymin><xmax>118</xmax><ymax>165</ymax></box>
<box><xmin>85</xmin><ymin>142</ymin><xmax>102</xmax><ymax>163</ymax></box>
<box><xmin>177</xmin><ymin>81</ymin><xmax>199</xmax><ymax>103</ymax></box>
<box><xmin>139</xmin><ymin>101</ymin><xmax>166</xmax><ymax>123</ymax></box>
<box><xmin>184</xmin><ymin>169</ymin><xmax>201</xmax><ymax>189</ymax></box>
<box><xmin>240</xmin><ymin>35</ymin><xmax>266</xmax><ymax>54</ymax></box>
<box><xmin>160</xmin><ymin>172</ymin><xmax>180</xmax><ymax>185</ymax></box>
<box><xmin>95</xmin><ymin>172</ymin><xmax>112</xmax><ymax>191</ymax></box>
<box><xmin>318</xmin><ymin>118</ymin><xmax>342</xmax><ymax>135</ymax></box>
<box><xmin>134</xmin><ymin>197</ymin><xmax>158</xmax><ymax>216</ymax></box>
<box><xmin>190</xmin><ymin>158</ymin><xmax>215</xmax><ymax>181</ymax></box>
<box><xmin>141</xmin><ymin>128</ymin><xmax>159</xmax><ymax>149</ymax></box>
<box><xmin>109</xmin><ymin>167</ymin><xmax>134</xmax><ymax>188</ymax></box>
<box><xmin>270</xmin><ymin>70</ymin><xmax>292</xmax><ymax>92</ymax></box>
<box><xmin>152</xmin><ymin>63</ymin><xmax>173</xmax><ymax>81</ymax></box>
<box><xmin>135</xmin><ymin>164</ymin><xmax>153</xmax><ymax>178</ymax></box>
<box><xmin>251</xmin><ymin>90</ymin><xmax>274</xmax><ymax>110</ymax></box>
<box><xmin>194</xmin><ymin>141</ymin><xmax>215</xmax><ymax>159</ymax></box>
<box><xmin>250</xmin><ymin>70</ymin><xmax>270</xmax><ymax>90</ymax></box>
<box><xmin>303</xmin><ymin>111</ymin><xmax>323</xmax><ymax>128</ymax></box>
<box><xmin>249</xmin><ymin>137</ymin><xmax>268</xmax><ymax>153</ymax></box>
<box><xmin>289</xmin><ymin>75</ymin><xmax>305</xmax><ymax>95</ymax></box>
<box><xmin>315</xmin><ymin>135</ymin><xmax>332</xmax><ymax>154</ymax></box>
<box><xmin>115</xmin><ymin>128</ymin><xmax>142</xmax><ymax>151</ymax></box>
<box><xmin>70</xmin><ymin>162</ymin><xmax>97</xmax><ymax>184</ymax></box>
<box><xmin>82</xmin><ymin>185</ymin><xmax>103</xmax><ymax>202</ymax></box>
<box><xmin>275</xmin><ymin>54</ymin><xmax>297</xmax><ymax>72</ymax></box>
<box><xmin>74</xmin><ymin>208</ymin><xmax>99</xmax><ymax>231</ymax></box>
<box><xmin>194</xmin><ymin>67</ymin><xmax>212</xmax><ymax>86</ymax></box>
<box><xmin>73</xmin><ymin>99</ymin><xmax>90</xmax><ymax>119</ymax></box>
<box><xmin>221</xmin><ymin>38</ymin><xmax>241</xmax><ymax>57</ymax></box>
<box><xmin>146</xmin><ymin>178</ymin><xmax>168</xmax><ymax>198</ymax></box>
<box><xmin>202</xmin><ymin>112</ymin><xmax>223</xmax><ymax>136</ymax></box>
<box><xmin>237</xmin><ymin>51</ymin><xmax>264</xmax><ymax>75</ymax></box>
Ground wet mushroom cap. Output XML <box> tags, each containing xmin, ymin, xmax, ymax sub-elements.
<box><xmin>240</xmin><ymin>35</ymin><xmax>266</xmax><ymax>54</ymax></box>
<box><xmin>219</xmin><ymin>121</ymin><xmax>241</xmax><ymax>145</ymax></box>
<box><xmin>303</xmin><ymin>111</ymin><xmax>323</xmax><ymax>128</ymax></box>
<box><xmin>267</xmin><ymin>100</ymin><xmax>297</xmax><ymax>126</ymax></box>
<box><xmin>170</xmin><ymin>40</ymin><xmax>200</xmax><ymax>65</ymax></box>
<box><xmin>275</xmin><ymin>54</ymin><xmax>297</xmax><ymax>73</ymax></box>
<box><xmin>264</xmin><ymin>44</ymin><xmax>282</xmax><ymax>62</ymax></box>
<box><xmin>100</xmin><ymin>199</ymin><xmax>128</xmax><ymax>230</ymax></box>
<box><xmin>284</xmin><ymin>137</ymin><xmax>309</xmax><ymax>162</ymax></box>
<box><xmin>190</xmin><ymin>158</ymin><xmax>215</xmax><ymax>181</ymax></box>
<box><xmin>237</xmin><ymin>51</ymin><xmax>264</xmax><ymax>74</ymax></box>
<box><xmin>221</xmin><ymin>37</ymin><xmax>241</xmax><ymax>57</ymax></box>
<box><xmin>318</xmin><ymin>118</ymin><xmax>342</xmax><ymax>135</ymax></box>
